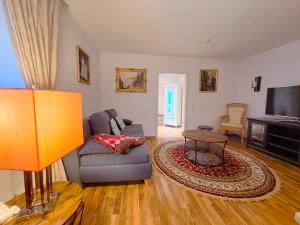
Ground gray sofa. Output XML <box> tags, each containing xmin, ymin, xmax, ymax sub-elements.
<box><xmin>62</xmin><ymin>110</ymin><xmax>152</xmax><ymax>186</ymax></box>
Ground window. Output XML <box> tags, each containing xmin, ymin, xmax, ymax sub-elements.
<box><xmin>0</xmin><ymin>2</ymin><xmax>25</xmax><ymax>88</ymax></box>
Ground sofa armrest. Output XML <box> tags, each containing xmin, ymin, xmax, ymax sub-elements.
<box><xmin>62</xmin><ymin>147</ymin><xmax>82</xmax><ymax>187</ymax></box>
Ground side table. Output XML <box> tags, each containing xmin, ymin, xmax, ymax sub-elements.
<box><xmin>5</xmin><ymin>181</ymin><xmax>84</xmax><ymax>225</ymax></box>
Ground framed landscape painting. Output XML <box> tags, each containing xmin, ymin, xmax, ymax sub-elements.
<box><xmin>199</xmin><ymin>69</ymin><xmax>218</xmax><ymax>92</ymax></box>
<box><xmin>77</xmin><ymin>46</ymin><xmax>90</xmax><ymax>85</ymax></box>
<box><xmin>115</xmin><ymin>68</ymin><xmax>147</xmax><ymax>93</ymax></box>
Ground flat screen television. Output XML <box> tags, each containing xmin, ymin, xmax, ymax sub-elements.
<box><xmin>266</xmin><ymin>85</ymin><xmax>300</xmax><ymax>118</ymax></box>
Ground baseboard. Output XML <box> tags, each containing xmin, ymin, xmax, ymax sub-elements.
<box><xmin>164</xmin><ymin>125</ymin><xmax>182</xmax><ymax>128</ymax></box>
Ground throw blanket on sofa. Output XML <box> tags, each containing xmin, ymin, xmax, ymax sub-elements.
<box><xmin>91</xmin><ymin>134</ymin><xmax>145</xmax><ymax>154</ymax></box>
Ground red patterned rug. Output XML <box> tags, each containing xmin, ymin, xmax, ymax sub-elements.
<box><xmin>154</xmin><ymin>141</ymin><xmax>280</xmax><ymax>201</ymax></box>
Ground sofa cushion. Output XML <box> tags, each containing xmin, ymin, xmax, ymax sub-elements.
<box><xmin>83</xmin><ymin>118</ymin><xmax>92</xmax><ymax>141</ymax></box>
<box><xmin>115</xmin><ymin>116</ymin><xmax>126</xmax><ymax>130</ymax></box>
<box><xmin>121</xmin><ymin>124</ymin><xmax>144</xmax><ymax>137</ymax></box>
<box><xmin>90</xmin><ymin>111</ymin><xmax>111</xmax><ymax>134</ymax></box>
<box><xmin>106</xmin><ymin>109</ymin><xmax>118</xmax><ymax>119</ymax></box>
<box><xmin>79</xmin><ymin>139</ymin><xmax>111</xmax><ymax>155</ymax></box>
<box><xmin>110</xmin><ymin>118</ymin><xmax>121</xmax><ymax>135</ymax></box>
<box><xmin>80</xmin><ymin>143</ymin><xmax>149</xmax><ymax>166</ymax></box>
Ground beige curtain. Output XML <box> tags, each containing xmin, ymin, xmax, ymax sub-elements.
<box><xmin>5</xmin><ymin>0</ymin><xmax>67</xmax><ymax>182</ymax></box>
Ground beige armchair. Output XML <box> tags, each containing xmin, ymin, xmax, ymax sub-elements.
<box><xmin>219</xmin><ymin>103</ymin><xmax>248</xmax><ymax>145</ymax></box>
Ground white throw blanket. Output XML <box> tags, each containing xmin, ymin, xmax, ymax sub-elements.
<box><xmin>0</xmin><ymin>202</ymin><xmax>20</xmax><ymax>224</ymax></box>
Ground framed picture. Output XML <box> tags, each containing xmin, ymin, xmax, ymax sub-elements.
<box><xmin>199</xmin><ymin>69</ymin><xmax>218</xmax><ymax>92</ymax></box>
<box><xmin>115</xmin><ymin>68</ymin><xmax>147</xmax><ymax>93</ymax></box>
<box><xmin>77</xmin><ymin>46</ymin><xmax>90</xmax><ymax>85</ymax></box>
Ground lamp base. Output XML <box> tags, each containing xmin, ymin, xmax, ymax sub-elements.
<box><xmin>19</xmin><ymin>191</ymin><xmax>59</xmax><ymax>217</ymax></box>
<box><xmin>21</xmin><ymin>166</ymin><xmax>57</xmax><ymax>218</ymax></box>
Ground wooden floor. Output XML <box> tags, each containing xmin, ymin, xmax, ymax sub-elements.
<box><xmin>81</xmin><ymin>135</ymin><xmax>300</xmax><ymax>225</ymax></box>
<box><xmin>157</xmin><ymin>125</ymin><xmax>183</xmax><ymax>139</ymax></box>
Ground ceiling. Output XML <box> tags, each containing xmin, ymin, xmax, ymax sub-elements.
<box><xmin>65</xmin><ymin>0</ymin><xmax>300</xmax><ymax>59</ymax></box>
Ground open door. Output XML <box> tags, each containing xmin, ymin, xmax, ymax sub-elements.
<box><xmin>164</xmin><ymin>84</ymin><xmax>182</xmax><ymax>126</ymax></box>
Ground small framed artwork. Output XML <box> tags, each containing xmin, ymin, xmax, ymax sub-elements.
<box><xmin>252</xmin><ymin>76</ymin><xmax>261</xmax><ymax>92</ymax></box>
<box><xmin>199</xmin><ymin>69</ymin><xmax>218</xmax><ymax>92</ymax></box>
<box><xmin>77</xmin><ymin>46</ymin><xmax>90</xmax><ymax>85</ymax></box>
<box><xmin>115</xmin><ymin>68</ymin><xmax>147</xmax><ymax>93</ymax></box>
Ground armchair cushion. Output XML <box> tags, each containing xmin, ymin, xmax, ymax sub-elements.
<box><xmin>221</xmin><ymin>122</ymin><xmax>243</xmax><ymax>128</ymax></box>
<box><xmin>228</xmin><ymin>107</ymin><xmax>244</xmax><ymax>124</ymax></box>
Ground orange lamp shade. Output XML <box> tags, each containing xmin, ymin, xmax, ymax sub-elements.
<box><xmin>0</xmin><ymin>89</ymin><xmax>84</xmax><ymax>172</ymax></box>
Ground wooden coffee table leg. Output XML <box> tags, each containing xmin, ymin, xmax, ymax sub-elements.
<box><xmin>184</xmin><ymin>137</ymin><xmax>187</xmax><ymax>156</ymax></box>
<box><xmin>222</xmin><ymin>140</ymin><xmax>228</xmax><ymax>164</ymax></box>
<box><xmin>194</xmin><ymin>140</ymin><xmax>197</xmax><ymax>164</ymax></box>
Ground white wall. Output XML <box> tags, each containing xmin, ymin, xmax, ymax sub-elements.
<box><xmin>100</xmin><ymin>52</ymin><xmax>238</xmax><ymax>136</ymax></box>
<box><xmin>236</xmin><ymin>40</ymin><xmax>300</xmax><ymax>117</ymax></box>
<box><xmin>56</xmin><ymin>5</ymin><xmax>101</xmax><ymax>117</ymax></box>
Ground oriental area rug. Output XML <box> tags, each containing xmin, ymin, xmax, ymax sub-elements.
<box><xmin>153</xmin><ymin>141</ymin><xmax>280</xmax><ymax>201</ymax></box>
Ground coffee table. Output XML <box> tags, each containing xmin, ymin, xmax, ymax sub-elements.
<box><xmin>182</xmin><ymin>130</ymin><xmax>228</xmax><ymax>166</ymax></box>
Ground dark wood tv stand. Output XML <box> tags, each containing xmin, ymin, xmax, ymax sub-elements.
<box><xmin>247</xmin><ymin>117</ymin><xmax>300</xmax><ymax>166</ymax></box>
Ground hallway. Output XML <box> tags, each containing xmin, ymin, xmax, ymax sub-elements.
<box><xmin>157</xmin><ymin>125</ymin><xmax>183</xmax><ymax>139</ymax></box>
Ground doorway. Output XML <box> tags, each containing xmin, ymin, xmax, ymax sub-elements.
<box><xmin>157</xmin><ymin>73</ymin><xmax>187</xmax><ymax>138</ymax></box>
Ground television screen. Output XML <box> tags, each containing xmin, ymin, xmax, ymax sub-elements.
<box><xmin>266</xmin><ymin>85</ymin><xmax>300</xmax><ymax>118</ymax></box>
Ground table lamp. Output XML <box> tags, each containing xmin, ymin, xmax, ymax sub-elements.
<box><xmin>0</xmin><ymin>89</ymin><xmax>83</xmax><ymax>217</ymax></box>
